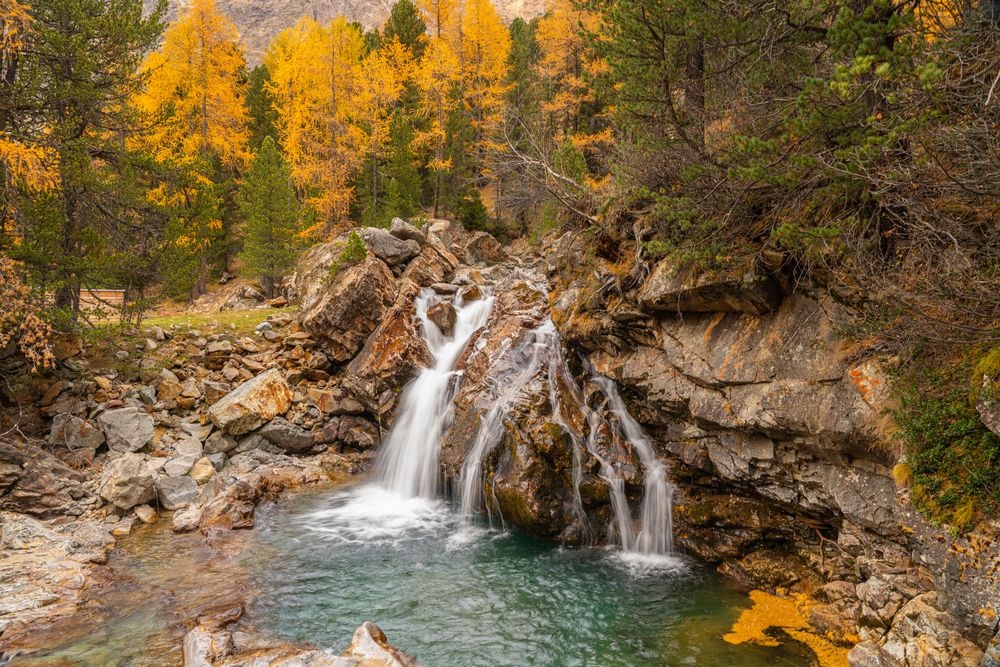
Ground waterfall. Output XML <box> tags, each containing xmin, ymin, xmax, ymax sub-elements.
<box><xmin>455</xmin><ymin>316</ymin><xmax>674</xmax><ymax>557</ymax></box>
<box><xmin>457</xmin><ymin>321</ymin><xmax>555</xmax><ymax>522</ymax></box>
<box><xmin>593</xmin><ymin>376</ymin><xmax>675</xmax><ymax>555</ymax></box>
<box><xmin>375</xmin><ymin>288</ymin><xmax>494</xmax><ymax>498</ymax></box>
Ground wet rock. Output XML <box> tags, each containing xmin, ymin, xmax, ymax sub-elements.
<box><xmin>300</xmin><ymin>255</ymin><xmax>397</xmax><ymax>362</ymax></box>
<box><xmin>390</xmin><ymin>217</ymin><xmax>426</xmax><ymax>244</ymax></box>
<box><xmin>155</xmin><ymin>475</ymin><xmax>198</xmax><ymax>510</ymax></box>
<box><xmin>400</xmin><ymin>234</ymin><xmax>461</xmax><ymax>287</ymax></box>
<box><xmin>356</xmin><ymin>227</ymin><xmax>421</xmax><ymax>266</ymax></box>
<box><xmin>134</xmin><ymin>504</ymin><xmax>157</xmax><ymax>524</ymax></box>
<box><xmin>98</xmin><ymin>407</ymin><xmax>154</xmax><ymax>452</ymax></box>
<box><xmin>637</xmin><ymin>259</ymin><xmax>781</xmax><ymax>314</ymax></box>
<box><xmin>99</xmin><ymin>453</ymin><xmax>155</xmax><ymax>510</ymax></box>
<box><xmin>207</xmin><ymin>369</ymin><xmax>292</xmax><ymax>436</ymax></box>
<box><xmin>344</xmin><ymin>621</ymin><xmax>419</xmax><ymax>667</ymax></box>
<box><xmin>259</xmin><ymin>417</ymin><xmax>313</xmax><ymax>453</ymax></box>
<box><xmin>48</xmin><ymin>414</ymin><xmax>105</xmax><ymax>451</ymax></box>
<box><xmin>427</xmin><ymin>301</ymin><xmax>457</xmax><ymax>336</ymax></box>
<box><xmin>347</xmin><ymin>280</ymin><xmax>432</xmax><ymax>396</ymax></box>
<box><xmin>198</xmin><ymin>480</ymin><xmax>257</xmax><ymax>531</ymax></box>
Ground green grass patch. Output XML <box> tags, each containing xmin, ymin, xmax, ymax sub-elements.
<box><xmin>141</xmin><ymin>307</ymin><xmax>296</xmax><ymax>336</ymax></box>
<box><xmin>891</xmin><ymin>349</ymin><xmax>1000</xmax><ymax>531</ymax></box>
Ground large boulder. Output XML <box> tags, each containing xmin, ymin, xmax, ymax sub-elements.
<box><xmin>98</xmin><ymin>407</ymin><xmax>154</xmax><ymax>453</ymax></box>
<box><xmin>259</xmin><ymin>417</ymin><xmax>314</xmax><ymax>453</ymax></box>
<box><xmin>99</xmin><ymin>453</ymin><xmax>156</xmax><ymax>510</ymax></box>
<box><xmin>355</xmin><ymin>227</ymin><xmax>421</xmax><ymax>267</ymax></box>
<box><xmin>301</xmin><ymin>256</ymin><xmax>397</xmax><ymax>362</ymax></box>
<box><xmin>347</xmin><ymin>280</ymin><xmax>432</xmax><ymax>398</ymax></box>
<box><xmin>207</xmin><ymin>369</ymin><xmax>292</xmax><ymax>436</ymax></box>
<box><xmin>0</xmin><ymin>441</ymin><xmax>93</xmax><ymax>517</ymax></box>
<box><xmin>637</xmin><ymin>260</ymin><xmax>781</xmax><ymax>314</ymax></box>
<box><xmin>399</xmin><ymin>234</ymin><xmax>461</xmax><ymax>287</ymax></box>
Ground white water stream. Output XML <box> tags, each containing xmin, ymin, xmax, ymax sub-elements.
<box><xmin>375</xmin><ymin>289</ymin><xmax>494</xmax><ymax>498</ymax></box>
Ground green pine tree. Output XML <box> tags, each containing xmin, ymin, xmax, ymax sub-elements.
<box><xmin>246</xmin><ymin>64</ymin><xmax>280</xmax><ymax>152</ymax></box>
<box><xmin>237</xmin><ymin>137</ymin><xmax>302</xmax><ymax>297</ymax></box>
<box><xmin>383</xmin><ymin>0</ymin><xmax>427</xmax><ymax>57</ymax></box>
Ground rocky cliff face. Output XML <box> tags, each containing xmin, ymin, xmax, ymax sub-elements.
<box><xmin>538</xmin><ymin>231</ymin><xmax>999</xmax><ymax>666</ymax></box>
<box><xmin>144</xmin><ymin>0</ymin><xmax>547</xmax><ymax>63</ymax></box>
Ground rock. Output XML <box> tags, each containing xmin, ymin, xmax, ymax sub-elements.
<box><xmin>355</xmin><ymin>227</ymin><xmax>421</xmax><ymax>266</ymax></box>
<box><xmin>234</xmin><ymin>433</ymin><xmax>283</xmax><ymax>455</ymax></box>
<box><xmin>202</xmin><ymin>381</ymin><xmax>229</xmax><ymax>406</ymax></box>
<box><xmin>206</xmin><ymin>453</ymin><xmax>227</xmax><ymax>471</ymax></box>
<box><xmin>464</xmin><ymin>230</ymin><xmax>508</xmax><ymax>264</ymax></box>
<box><xmin>172</xmin><ymin>506</ymin><xmax>202</xmax><ymax>533</ymax></box>
<box><xmin>157</xmin><ymin>368</ymin><xmax>183</xmax><ymax>401</ymax></box>
<box><xmin>432</xmin><ymin>282</ymin><xmax>460</xmax><ymax>295</ymax></box>
<box><xmin>307</xmin><ymin>388</ymin><xmax>365</xmax><ymax>415</ymax></box>
<box><xmin>459</xmin><ymin>284</ymin><xmax>482</xmax><ymax>302</ymax></box>
<box><xmin>99</xmin><ymin>453</ymin><xmax>155</xmax><ymax>510</ymax></box>
<box><xmin>163</xmin><ymin>454</ymin><xmax>198</xmax><ymax>477</ymax></box>
<box><xmin>155</xmin><ymin>475</ymin><xmax>198</xmax><ymax>510</ymax></box>
<box><xmin>198</xmin><ymin>480</ymin><xmax>257</xmax><ymax>530</ymax></box>
<box><xmin>149</xmin><ymin>325</ymin><xmax>166</xmax><ymax>341</ymax></box>
<box><xmin>174</xmin><ymin>436</ymin><xmax>205</xmax><ymax>458</ymax></box>
<box><xmin>189</xmin><ymin>457</ymin><xmax>217</xmax><ymax>484</ymax></box>
<box><xmin>848</xmin><ymin>642</ymin><xmax>904</xmax><ymax>667</ymax></box>
<box><xmin>207</xmin><ymin>369</ymin><xmax>292</xmax><ymax>436</ymax></box>
<box><xmin>300</xmin><ymin>255</ymin><xmax>397</xmax><ymax>362</ymax></box>
<box><xmin>48</xmin><ymin>414</ymin><xmax>105</xmax><ymax>451</ymax></box>
<box><xmin>344</xmin><ymin>622</ymin><xmax>419</xmax><ymax>667</ymax></box>
<box><xmin>259</xmin><ymin>417</ymin><xmax>313</xmax><ymax>453</ymax></box>
<box><xmin>976</xmin><ymin>375</ymin><xmax>1000</xmax><ymax>437</ymax></box>
<box><xmin>637</xmin><ymin>259</ymin><xmax>781</xmax><ymax>314</ymax></box>
<box><xmin>427</xmin><ymin>301</ymin><xmax>457</xmax><ymax>336</ymax></box>
<box><xmin>337</xmin><ymin>416</ymin><xmax>380</xmax><ymax>450</ymax></box>
<box><xmin>857</xmin><ymin>576</ymin><xmax>905</xmax><ymax>628</ymax></box>
<box><xmin>205</xmin><ymin>340</ymin><xmax>234</xmax><ymax>355</ymax></box>
<box><xmin>134</xmin><ymin>504</ymin><xmax>157</xmax><ymax>524</ymax></box>
<box><xmin>182</xmin><ymin>625</ymin><xmax>233</xmax><ymax>666</ymax></box>
<box><xmin>98</xmin><ymin>407</ymin><xmax>154</xmax><ymax>453</ymax></box>
<box><xmin>983</xmin><ymin>629</ymin><xmax>1000</xmax><ymax>667</ymax></box>
<box><xmin>0</xmin><ymin>441</ymin><xmax>93</xmax><ymax>517</ymax></box>
<box><xmin>878</xmin><ymin>593</ymin><xmax>984</xmax><ymax>667</ymax></box>
<box><xmin>390</xmin><ymin>217</ymin><xmax>427</xmax><ymax>244</ymax></box>
<box><xmin>204</xmin><ymin>431</ymin><xmax>238</xmax><ymax>455</ymax></box>
<box><xmin>347</xmin><ymin>280</ymin><xmax>432</xmax><ymax>396</ymax></box>
<box><xmin>400</xmin><ymin>234</ymin><xmax>461</xmax><ymax>287</ymax></box>
<box><xmin>115</xmin><ymin>350</ymin><xmax>129</xmax><ymax>362</ymax></box>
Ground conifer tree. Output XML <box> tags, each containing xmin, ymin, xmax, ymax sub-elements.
<box><xmin>383</xmin><ymin>0</ymin><xmax>428</xmax><ymax>57</ymax></box>
<box><xmin>238</xmin><ymin>136</ymin><xmax>301</xmax><ymax>297</ymax></box>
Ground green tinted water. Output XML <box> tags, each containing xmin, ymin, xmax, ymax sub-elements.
<box><xmin>244</xmin><ymin>484</ymin><xmax>813</xmax><ymax>666</ymax></box>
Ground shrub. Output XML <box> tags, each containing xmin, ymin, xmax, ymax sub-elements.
<box><xmin>326</xmin><ymin>231</ymin><xmax>368</xmax><ymax>283</ymax></box>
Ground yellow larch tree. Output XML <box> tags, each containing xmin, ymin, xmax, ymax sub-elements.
<box><xmin>133</xmin><ymin>0</ymin><xmax>249</xmax><ymax>298</ymax></box>
<box><xmin>535</xmin><ymin>0</ymin><xmax>605</xmax><ymax>144</ymax></box>
<box><xmin>415</xmin><ymin>34</ymin><xmax>461</xmax><ymax>217</ymax></box>
<box><xmin>266</xmin><ymin>16</ymin><xmax>364</xmax><ymax>236</ymax></box>
<box><xmin>418</xmin><ymin>0</ymin><xmax>458</xmax><ymax>40</ymax></box>
<box><xmin>357</xmin><ymin>39</ymin><xmax>412</xmax><ymax>213</ymax></box>
<box><xmin>459</xmin><ymin>0</ymin><xmax>511</xmax><ymax>177</ymax></box>
<box><xmin>134</xmin><ymin>0</ymin><xmax>249</xmax><ymax>167</ymax></box>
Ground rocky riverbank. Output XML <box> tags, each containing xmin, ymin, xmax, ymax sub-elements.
<box><xmin>2</xmin><ymin>217</ymin><xmax>998</xmax><ymax>666</ymax></box>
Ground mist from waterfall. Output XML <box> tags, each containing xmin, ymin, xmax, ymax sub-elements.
<box><xmin>375</xmin><ymin>289</ymin><xmax>494</xmax><ymax>499</ymax></box>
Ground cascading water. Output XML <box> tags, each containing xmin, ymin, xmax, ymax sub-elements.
<box><xmin>455</xmin><ymin>314</ymin><xmax>675</xmax><ymax>558</ymax></box>
<box><xmin>594</xmin><ymin>376</ymin><xmax>675</xmax><ymax>555</ymax></box>
<box><xmin>375</xmin><ymin>289</ymin><xmax>494</xmax><ymax>498</ymax></box>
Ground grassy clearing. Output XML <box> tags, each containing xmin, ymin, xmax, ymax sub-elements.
<box><xmin>140</xmin><ymin>307</ymin><xmax>297</xmax><ymax>336</ymax></box>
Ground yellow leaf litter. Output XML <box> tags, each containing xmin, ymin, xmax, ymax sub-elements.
<box><xmin>723</xmin><ymin>590</ymin><xmax>851</xmax><ymax>667</ymax></box>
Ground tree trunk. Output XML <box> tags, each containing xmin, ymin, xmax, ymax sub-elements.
<box><xmin>684</xmin><ymin>35</ymin><xmax>706</xmax><ymax>150</ymax></box>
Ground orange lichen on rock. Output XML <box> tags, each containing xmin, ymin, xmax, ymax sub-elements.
<box><xmin>723</xmin><ymin>590</ymin><xmax>851</xmax><ymax>667</ymax></box>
